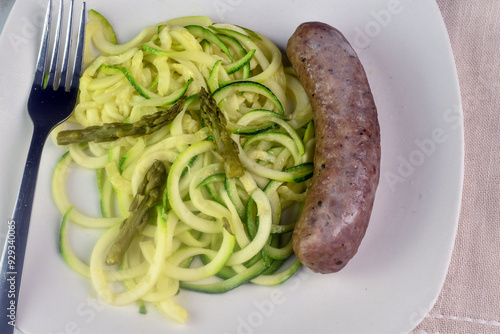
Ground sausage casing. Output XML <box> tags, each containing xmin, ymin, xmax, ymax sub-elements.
<box><xmin>287</xmin><ymin>22</ymin><xmax>381</xmax><ymax>274</ymax></box>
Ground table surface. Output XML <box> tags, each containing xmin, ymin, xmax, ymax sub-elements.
<box><xmin>0</xmin><ymin>0</ymin><xmax>15</xmax><ymax>32</ymax></box>
<box><xmin>0</xmin><ymin>1</ymin><xmax>499</xmax><ymax>333</ymax></box>
<box><xmin>412</xmin><ymin>1</ymin><xmax>500</xmax><ymax>333</ymax></box>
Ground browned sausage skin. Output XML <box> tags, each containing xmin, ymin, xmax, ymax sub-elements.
<box><xmin>287</xmin><ymin>22</ymin><xmax>381</xmax><ymax>274</ymax></box>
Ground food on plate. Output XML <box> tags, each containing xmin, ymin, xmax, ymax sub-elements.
<box><xmin>105</xmin><ymin>160</ymin><xmax>167</xmax><ymax>265</ymax></box>
<box><xmin>56</xmin><ymin>97</ymin><xmax>186</xmax><ymax>145</ymax></box>
<box><xmin>52</xmin><ymin>11</ymin><xmax>315</xmax><ymax>323</ymax></box>
<box><xmin>199</xmin><ymin>87</ymin><xmax>244</xmax><ymax>178</ymax></box>
<box><xmin>287</xmin><ymin>22</ymin><xmax>381</xmax><ymax>274</ymax></box>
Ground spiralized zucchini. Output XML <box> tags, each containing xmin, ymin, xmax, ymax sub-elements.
<box><xmin>52</xmin><ymin>11</ymin><xmax>314</xmax><ymax>324</ymax></box>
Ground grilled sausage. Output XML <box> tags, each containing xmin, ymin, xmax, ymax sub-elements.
<box><xmin>287</xmin><ymin>22</ymin><xmax>381</xmax><ymax>274</ymax></box>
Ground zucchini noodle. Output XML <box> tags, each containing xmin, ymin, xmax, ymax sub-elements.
<box><xmin>52</xmin><ymin>11</ymin><xmax>314</xmax><ymax>324</ymax></box>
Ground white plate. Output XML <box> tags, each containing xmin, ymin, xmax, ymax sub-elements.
<box><xmin>0</xmin><ymin>0</ymin><xmax>463</xmax><ymax>333</ymax></box>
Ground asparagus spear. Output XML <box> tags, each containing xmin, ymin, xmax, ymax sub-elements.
<box><xmin>199</xmin><ymin>87</ymin><xmax>244</xmax><ymax>178</ymax></box>
<box><xmin>57</xmin><ymin>98</ymin><xmax>185</xmax><ymax>145</ymax></box>
<box><xmin>105</xmin><ymin>160</ymin><xmax>167</xmax><ymax>266</ymax></box>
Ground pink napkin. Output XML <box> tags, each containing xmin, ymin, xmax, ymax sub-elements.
<box><xmin>412</xmin><ymin>1</ymin><xmax>500</xmax><ymax>333</ymax></box>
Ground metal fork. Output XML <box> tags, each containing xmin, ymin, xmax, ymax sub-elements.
<box><xmin>0</xmin><ymin>0</ymin><xmax>85</xmax><ymax>332</ymax></box>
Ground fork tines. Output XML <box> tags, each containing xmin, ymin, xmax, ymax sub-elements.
<box><xmin>34</xmin><ymin>0</ymin><xmax>86</xmax><ymax>92</ymax></box>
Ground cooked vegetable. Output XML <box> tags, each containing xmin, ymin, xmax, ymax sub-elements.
<box><xmin>105</xmin><ymin>160</ymin><xmax>167</xmax><ymax>265</ymax></box>
<box><xmin>199</xmin><ymin>87</ymin><xmax>244</xmax><ymax>178</ymax></box>
<box><xmin>56</xmin><ymin>97</ymin><xmax>186</xmax><ymax>145</ymax></box>
<box><xmin>52</xmin><ymin>12</ymin><xmax>314</xmax><ymax>324</ymax></box>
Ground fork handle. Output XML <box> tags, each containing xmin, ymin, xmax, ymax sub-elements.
<box><xmin>0</xmin><ymin>126</ymin><xmax>50</xmax><ymax>333</ymax></box>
